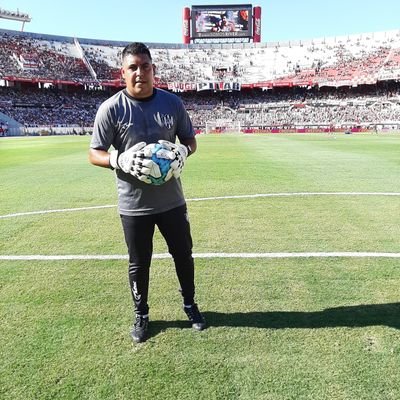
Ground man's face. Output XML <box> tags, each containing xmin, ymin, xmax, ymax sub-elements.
<box><xmin>121</xmin><ymin>53</ymin><xmax>154</xmax><ymax>99</ymax></box>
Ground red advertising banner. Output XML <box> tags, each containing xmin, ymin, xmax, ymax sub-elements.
<box><xmin>253</xmin><ymin>6</ymin><xmax>261</xmax><ymax>42</ymax></box>
<box><xmin>182</xmin><ymin>7</ymin><xmax>191</xmax><ymax>44</ymax></box>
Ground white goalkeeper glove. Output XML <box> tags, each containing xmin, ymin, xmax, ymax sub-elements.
<box><xmin>128</xmin><ymin>143</ymin><xmax>175</xmax><ymax>184</ymax></box>
<box><xmin>157</xmin><ymin>140</ymin><xmax>188</xmax><ymax>179</ymax></box>
<box><xmin>131</xmin><ymin>157</ymin><xmax>162</xmax><ymax>184</ymax></box>
<box><xmin>141</xmin><ymin>143</ymin><xmax>175</xmax><ymax>161</ymax></box>
<box><xmin>109</xmin><ymin>142</ymin><xmax>147</xmax><ymax>173</ymax></box>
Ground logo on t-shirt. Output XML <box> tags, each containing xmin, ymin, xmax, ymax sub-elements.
<box><xmin>117</xmin><ymin>122</ymin><xmax>133</xmax><ymax>135</ymax></box>
<box><xmin>154</xmin><ymin>112</ymin><xmax>174</xmax><ymax>130</ymax></box>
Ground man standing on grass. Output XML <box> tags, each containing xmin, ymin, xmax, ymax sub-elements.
<box><xmin>88</xmin><ymin>42</ymin><xmax>206</xmax><ymax>343</ymax></box>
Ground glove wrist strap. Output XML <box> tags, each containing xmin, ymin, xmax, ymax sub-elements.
<box><xmin>185</xmin><ymin>144</ymin><xmax>192</xmax><ymax>156</ymax></box>
<box><xmin>109</xmin><ymin>150</ymin><xmax>120</xmax><ymax>170</ymax></box>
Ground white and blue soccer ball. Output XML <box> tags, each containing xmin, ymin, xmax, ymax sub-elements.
<box><xmin>147</xmin><ymin>143</ymin><xmax>174</xmax><ymax>185</ymax></box>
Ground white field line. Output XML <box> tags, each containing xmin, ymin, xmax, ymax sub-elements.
<box><xmin>1</xmin><ymin>192</ymin><xmax>399</xmax><ymax>219</ymax></box>
<box><xmin>1</xmin><ymin>192</ymin><xmax>399</xmax><ymax>261</ymax></box>
<box><xmin>1</xmin><ymin>252</ymin><xmax>400</xmax><ymax>261</ymax></box>
<box><xmin>0</xmin><ymin>204</ymin><xmax>116</xmax><ymax>219</ymax></box>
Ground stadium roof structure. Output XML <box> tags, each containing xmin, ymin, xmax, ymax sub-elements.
<box><xmin>0</xmin><ymin>7</ymin><xmax>31</xmax><ymax>31</ymax></box>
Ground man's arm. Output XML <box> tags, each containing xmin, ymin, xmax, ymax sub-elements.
<box><xmin>180</xmin><ymin>137</ymin><xmax>197</xmax><ymax>156</ymax></box>
<box><xmin>89</xmin><ymin>148</ymin><xmax>113</xmax><ymax>169</ymax></box>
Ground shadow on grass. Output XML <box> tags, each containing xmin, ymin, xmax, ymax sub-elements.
<box><xmin>145</xmin><ymin>303</ymin><xmax>400</xmax><ymax>340</ymax></box>
<box><xmin>203</xmin><ymin>302</ymin><xmax>400</xmax><ymax>330</ymax></box>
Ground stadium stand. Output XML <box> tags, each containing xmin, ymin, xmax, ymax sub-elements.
<box><xmin>0</xmin><ymin>28</ymin><xmax>400</xmax><ymax>135</ymax></box>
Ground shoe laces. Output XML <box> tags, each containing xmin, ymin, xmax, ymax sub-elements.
<box><xmin>134</xmin><ymin>315</ymin><xmax>148</xmax><ymax>328</ymax></box>
<box><xmin>185</xmin><ymin>304</ymin><xmax>202</xmax><ymax>321</ymax></box>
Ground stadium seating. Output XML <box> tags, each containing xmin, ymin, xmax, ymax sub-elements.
<box><xmin>0</xmin><ymin>28</ymin><xmax>400</xmax><ymax>134</ymax></box>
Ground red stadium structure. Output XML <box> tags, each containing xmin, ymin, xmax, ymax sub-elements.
<box><xmin>183</xmin><ymin>7</ymin><xmax>191</xmax><ymax>44</ymax></box>
<box><xmin>182</xmin><ymin>4</ymin><xmax>261</xmax><ymax>43</ymax></box>
<box><xmin>252</xmin><ymin>6</ymin><xmax>261</xmax><ymax>43</ymax></box>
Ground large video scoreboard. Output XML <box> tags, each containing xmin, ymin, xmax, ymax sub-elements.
<box><xmin>191</xmin><ymin>4</ymin><xmax>252</xmax><ymax>39</ymax></box>
<box><xmin>182</xmin><ymin>4</ymin><xmax>261</xmax><ymax>43</ymax></box>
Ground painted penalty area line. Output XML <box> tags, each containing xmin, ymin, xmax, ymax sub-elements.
<box><xmin>1</xmin><ymin>192</ymin><xmax>400</xmax><ymax>219</ymax></box>
<box><xmin>0</xmin><ymin>204</ymin><xmax>116</xmax><ymax>219</ymax></box>
<box><xmin>1</xmin><ymin>252</ymin><xmax>400</xmax><ymax>261</ymax></box>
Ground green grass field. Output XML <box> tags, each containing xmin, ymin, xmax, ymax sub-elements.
<box><xmin>1</xmin><ymin>133</ymin><xmax>400</xmax><ymax>400</ymax></box>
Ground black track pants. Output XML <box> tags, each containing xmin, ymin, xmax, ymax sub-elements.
<box><xmin>120</xmin><ymin>205</ymin><xmax>195</xmax><ymax>316</ymax></box>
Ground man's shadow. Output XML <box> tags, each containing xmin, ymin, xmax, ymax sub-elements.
<box><xmin>148</xmin><ymin>303</ymin><xmax>400</xmax><ymax>338</ymax></box>
<box><xmin>202</xmin><ymin>302</ymin><xmax>400</xmax><ymax>330</ymax></box>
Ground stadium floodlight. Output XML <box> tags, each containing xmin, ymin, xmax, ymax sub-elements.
<box><xmin>0</xmin><ymin>7</ymin><xmax>31</xmax><ymax>31</ymax></box>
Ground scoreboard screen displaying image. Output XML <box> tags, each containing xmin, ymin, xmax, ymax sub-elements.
<box><xmin>191</xmin><ymin>4</ymin><xmax>253</xmax><ymax>39</ymax></box>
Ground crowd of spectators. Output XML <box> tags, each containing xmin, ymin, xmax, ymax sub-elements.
<box><xmin>183</xmin><ymin>86</ymin><xmax>400</xmax><ymax>129</ymax></box>
<box><xmin>1</xmin><ymin>29</ymin><xmax>400</xmax><ymax>86</ymax></box>
<box><xmin>1</xmin><ymin>82</ymin><xmax>399</xmax><ymax>132</ymax></box>
<box><xmin>0</xmin><ymin>32</ymin><xmax>93</xmax><ymax>82</ymax></box>
<box><xmin>0</xmin><ymin>86</ymin><xmax>106</xmax><ymax>127</ymax></box>
<box><xmin>1</xmin><ymin>28</ymin><xmax>400</xmax><ymax>134</ymax></box>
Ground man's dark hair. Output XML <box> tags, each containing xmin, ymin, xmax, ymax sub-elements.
<box><xmin>122</xmin><ymin>42</ymin><xmax>152</xmax><ymax>61</ymax></box>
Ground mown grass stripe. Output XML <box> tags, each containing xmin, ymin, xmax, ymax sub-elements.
<box><xmin>1</xmin><ymin>192</ymin><xmax>399</xmax><ymax>219</ymax></box>
<box><xmin>1</xmin><ymin>252</ymin><xmax>400</xmax><ymax>260</ymax></box>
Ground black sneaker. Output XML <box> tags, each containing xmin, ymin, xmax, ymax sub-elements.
<box><xmin>184</xmin><ymin>303</ymin><xmax>206</xmax><ymax>331</ymax></box>
<box><xmin>130</xmin><ymin>315</ymin><xmax>149</xmax><ymax>343</ymax></box>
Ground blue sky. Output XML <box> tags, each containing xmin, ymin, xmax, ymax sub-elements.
<box><xmin>0</xmin><ymin>0</ymin><xmax>399</xmax><ymax>43</ymax></box>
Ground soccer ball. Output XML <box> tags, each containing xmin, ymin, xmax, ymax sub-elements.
<box><xmin>146</xmin><ymin>143</ymin><xmax>174</xmax><ymax>185</ymax></box>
